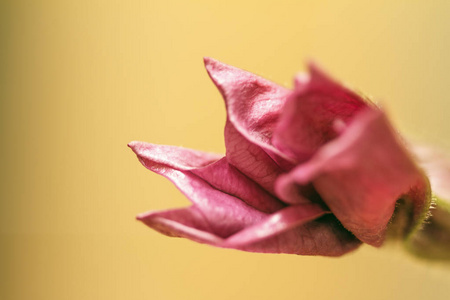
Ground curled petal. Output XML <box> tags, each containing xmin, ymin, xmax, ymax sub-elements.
<box><xmin>128</xmin><ymin>141</ymin><xmax>221</xmax><ymax>170</ymax></box>
<box><xmin>192</xmin><ymin>155</ymin><xmax>285</xmax><ymax>213</ymax></box>
<box><xmin>225</xmin><ymin>204</ymin><xmax>326</xmax><ymax>246</ymax></box>
<box><xmin>232</xmin><ymin>214</ymin><xmax>361</xmax><ymax>256</ymax></box>
<box><xmin>130</xmin><ymin>59</ymin><xmax>433</xmax><ymax>257</ymax></box>
<box><xmin>129</xmin><ymin>141</ymin><xmax>284</xmax><ymax>213</ymax></box>
<box><xmin>138</xmin><ymin>204</ymin><xmax>360</xmax><ymax>256</ymax></box>
<box><xmin>273</xmin><ymin>63</ymin><xmax>368</xmax><ymax>162</ymax></box>
<box><xmin>276</xmin><ymin>109</ymin><xmax>430</xmax><ymax>246</ymax></box>
<box><xmin>224</xmin><ymin>121</ymin><xmax>287</xmax><ymax>196</ymax></box>
<box><xmin>129</xmin><ymin>143</ymin><xmax>267</xmax><ymax>237</ymax></box>
<box><xmin>130</xmin><ymin>141</ymin><xmax>359</xmax><ymax>256</ymax></box>
<box><xmin>137</xmin><ymin>207</ymin><xmax>224</xmax><ymax>244</ymax></box>
<box><xmin>204</xmin><ymin>57</ymin><xmax>294</xmax><ymax>168</ymax></box>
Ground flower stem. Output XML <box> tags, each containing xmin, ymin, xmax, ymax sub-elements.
<box><xmin>404</xmin><ymin>196</ymin><xmax>450</xmax><ymax>260</ymax></box>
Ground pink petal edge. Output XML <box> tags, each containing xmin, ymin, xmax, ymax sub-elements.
<box><xmin>204</xmin><ymin>57</ymin><xmax>294</xmax><ymax>165</ymax></box>
<box><xmin>128</xmin><ymin>141</ymin><xmax>284</xmax><ymax>213</ymax></box>
<box><xmin>275</xmin><ymin>108</ymin><xmax>429</xmax><ymax>246</ymax></box>
<box><xmin>137</xmin><ymin>203</ymin><xmax>360</xmax><ymax>256</ymax></box>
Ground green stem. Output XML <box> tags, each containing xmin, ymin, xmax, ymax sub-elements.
<box><xmin>404</xmin><ymin>196</ymin><xmax>450</xmax><ymax>260</ymax></box>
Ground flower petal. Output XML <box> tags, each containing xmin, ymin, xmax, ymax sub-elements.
<box><xmin>224</xmin><ymin>121</ymin><xmax>287</xmax><ymax>195</ymax></box>
<box><xmin>128</xmin><ymin>141</ymin><xmax>221</xmax><ymax>170</ymax></box>
<box><xmin>224</xmin><ymin>204</ymin><xmax>361</xmax><ymax>256</ymax></box>
<box><xmin>129</xmin><ymin>153</ymin><xmax>267</xmax><ymax>238</ymax></box>
<box><xmin>192</xmin><ymin>152</ymin><xmax>285</xmax><ymax>213</ymax></box>
<box><xmin>128</xmin><ymin>141</ymin><xmax>284</xmax><ymax>213</ymax></box>
<box><xmin>130</xmin><ymin>141</ymin><xmax>359</xmax><ymax>256</ymax></box>
<box><xmin>204</xmin><ymin>57</ymin><xmax>294</xmax><ymax>167</ymax></box>
<box><xmin>224</xmin><ymin>204</ymin><xmax>325</xmax><ymax>245</ymax></box>
<box><xmin>138</xmin><ymin>204</ymin><xmax>360</xmax><ymax>256</ymax></box>
<box><xmin>232</xmin><ymin>215</ymin><xmax>361</xmax><ymax>256</ymax></box>
<box><xmin>272</xmin><ymin>63</ymin><xmax>368</xmax><ymax>162</ymax></box>
<box><xmin>137</xmin><ymin>207</ymin><xmax>224</xmax><ymax>244</ymax></box>
<box><xmin>276</xmin><ymin>109</ymin><xmax>430</xmax><ymax>246</ymax></box>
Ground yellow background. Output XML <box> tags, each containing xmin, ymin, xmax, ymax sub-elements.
<box><xmin>2</xmin><ymin>0</ymin><xmax>450</xmax><ymax>299</ymax></box>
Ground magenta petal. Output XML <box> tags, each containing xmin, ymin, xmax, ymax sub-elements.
<box><xmin>192</xmin><ymin>154</ymin><xmax>285</xmax><ymax>213</ymax></box>
<box><xmin>130</xmin><ymin>59</ymin><xmax>434</xmax><ymax>257</ymax></box>
<box><xmin>230</xmin><ymin>214</ymin><xmax>361</xmax><ymax>256</ymax></box>
<box><xmin>128</xmin><ymin>142</ymin><xmax>266</xmax><ymax>230</ymax></box>
<box><xmin>224</xmin><ymin>121</ymin><xmax>287</xmax><ymax>195</ymax></box>
<box><xmin>272</xmin><ymin>63</ymin><xmax>368</xmax><ymax>162</ymax></box>
<box><xmin>203</xmin><ymin>57</ymin><xmax>289</xmax><ymax>150</ymax></box>
<box><xmin>130</xmin><ymin>141</ymin><xmax>359</xmax><ymax>255</ymax></box>
<box><xmin>129</xmin><ymin>157</ymin><xmax>267</xmax><ymax>239</ymax></box>
<box><xmin>204</xmin><ymin>57</ymin><xmax>294</xmax><ymax>166</ymax></box>
<box><xmin>138</xmin><ymin>204</ymin><xmax>360</xmax><ymax>256</ymax></box>
<box><xmin>137</xmin><ymin>207</ymin><xmax>224</xmax><ymax>244</ymax></box>
<box><xmin>225</xmin><ymin>204</ymin><xmax>325</xmax><ymax>245</ymax></box>
<box><xmin>223</xmin><ymin>203</ymin><xmax>360</xmax><ymax>256</ymax></box>
<box><xmin>128</xmin><ymin>141</ymin><xmax>221</xmax><ymax>170</ymax></box>
<box><xmin>276</xmin><ymin>109</ymin><xmax>429</xmax><ymax>246</ymax></box>
<box><xmin>129</xmin><ymin>141</ymin><xmax>284</xmax><ymax>213</ymax></box>
<box><xmin>204</xmin><ymin>57</ymin><xmax>296</xmax><ymax>194</ymax></box>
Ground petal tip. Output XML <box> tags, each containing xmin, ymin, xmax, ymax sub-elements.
<box><xmin>203</xmin><ymin>57</ymin><xmax>231</xmax><ymax>82</ymax></box>
<box><xmin>136</xmin><ymin>211</ymin><xmax>152</xmax><ymax>221</ymax></box>
<box><xmin>203</xmin><ymin>56</ymin><xmax>214</xmax><ymax>65</ymax></box>
<box><xmin>128</xmin><ymin>141</ymin><xmax>145</xmax><ymax>154</ymax></box>
<box><xmin>307</xmin><ymin>60</ymin><xmax>325</xmax><ymax>75</ymax></box>
<box><xmin>293</xmin><ymin>72</ymin><xmax>310</xmax><ymax>88</ymax></box>
<box><xmin>203</xmin><ymin>57</ymin><xmax>222</xmax><ymax>72</ymax></box>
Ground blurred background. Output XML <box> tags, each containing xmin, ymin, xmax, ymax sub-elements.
<box><xmin>2</xmin><ymin>0</ymin><xmax>450</xmax><ymax>299</ymax></box>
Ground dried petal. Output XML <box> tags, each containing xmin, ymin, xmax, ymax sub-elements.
<box><xmin>204</xmin><ymin>58</ymin><xmax>294</xmax><ymax>170</ymax></box>
<box><xmin>138</xmin><ymin>203</ymin><xmax>360</xmax><ymax>255</ymax></box>
<box><xmin>276</xmin><ymin>109</ymin><xmax>429</xmax><ymax>246</ymax></box>
<box><xmin>129</xmin><ymin>141</ymin><xmax>284</xmax><ymax>213</ymax></box>
<box><xmin>272</xmin><ymin>63</ymin><xmax>367</xmax><ymax>162</ymax></box>
<box><xmin>130</xmin><ymin>58</ymin><xmax>431</xmax><ymax>257</ymax></box>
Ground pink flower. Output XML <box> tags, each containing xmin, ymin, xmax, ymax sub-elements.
<box><xmin>129</xmin><ymin>58</ymin><xmax>430</xmax><ymax>256</ymax></box>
